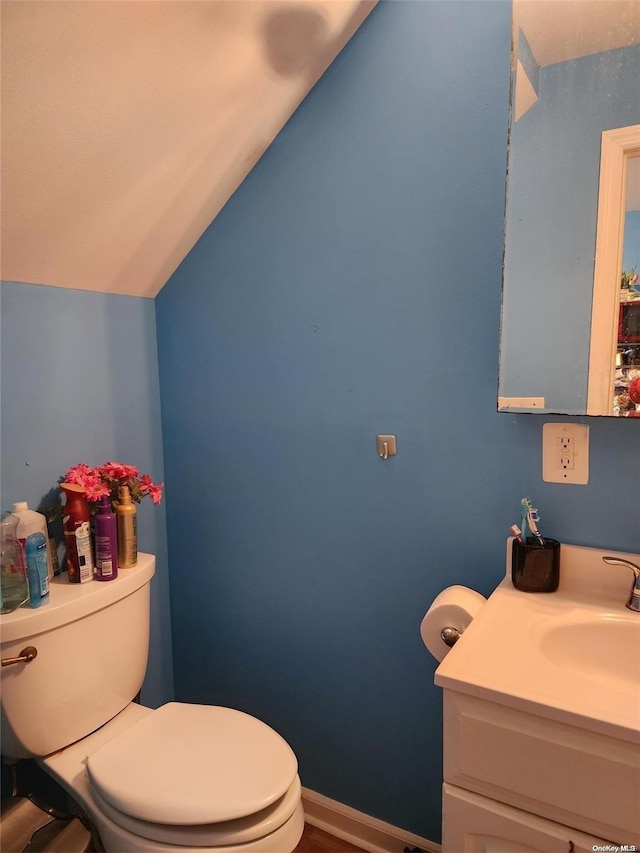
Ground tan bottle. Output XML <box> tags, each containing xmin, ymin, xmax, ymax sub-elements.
<box><xmin>116</xmin><ymin>486</ymin><xmax>137</xmax><ymax>568</ymax></box>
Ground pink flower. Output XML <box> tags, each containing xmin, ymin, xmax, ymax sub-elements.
<box><xmin>139</xmin><ymin>473</ymin><xmax>153</xmax><ymax>494</ymax></box>
<box><xmin>83</xmin><ymin>481</ymin><xmax>111</xmax><ymax>502</ymax></box>
<box><xmin>148</xmin><ymin>483</ymin><xmax>164</xmax><ymax>505</ymax></box>
<box><xmin>61</xmin><ymin>461</ymin><xmax>162</xmax><ymax>508</ymax></box>
<box><xmin>100</xmin><ymin>462</ymin><xmax>139</xmax><ymax>482</ymax></box>
<box><xmin>64</xmin><ymin>463</ymin><xmax>94</xmax><ymax>485</ymax></box>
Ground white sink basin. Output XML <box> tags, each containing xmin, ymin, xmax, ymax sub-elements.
<box><xmin>536</xmin><ymin>616</ymin><xmax>640</xmax><ymax>686</ymax></box>
<box><xmin>434</xmin><ymin>541</ymin><xmax>640</xmax><ymax>741</ymax></box>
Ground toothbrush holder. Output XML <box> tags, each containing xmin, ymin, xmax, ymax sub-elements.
<box><xmin>511</xmin><ymin>538</ymin><xmax>561</xmax><ymax>592</ymax></box>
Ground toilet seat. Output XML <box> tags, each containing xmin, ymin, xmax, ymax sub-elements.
<box><xmin>86</xmin><ymin>702</ymin><xmax>298</xmax><ymax>835</ymax></box>
<box><xmin>89</xmin><ymin>774</ymin><xmax>302</xmax><ymax>847</ymax></box>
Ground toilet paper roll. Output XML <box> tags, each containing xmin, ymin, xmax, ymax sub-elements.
<box><xmin>420</xmin><ymin>585</ymin><xmax>486</xmax><ymax>662</ymax></box>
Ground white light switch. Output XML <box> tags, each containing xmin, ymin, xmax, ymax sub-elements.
<box><xmin>542</xmin><ymin>423</ymin><xmax>589</xmax><ymax>484</ymax></box>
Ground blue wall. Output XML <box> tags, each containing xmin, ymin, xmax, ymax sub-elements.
<box><xmin>0</xmin><ymin>281</ymin><xmax>173</xmax><ymax>707</ymax></box>
<box><xmin>156</xmin><ymin>1</ymin><xmax>640</xmax><ymax>842</ymax></box>
<box><xmin>500</xmin><ymin>45</ymin><xmax>640</xmax><ymax>412</ymax></box>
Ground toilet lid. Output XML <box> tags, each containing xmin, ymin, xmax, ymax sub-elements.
<box><xmin>90</xmin><ymin>775</ymin><xmax>302</xmax><ymax>847</ymax></box>
<box><xmin>86</xmin><ymin>703</ymin><xmax>298</xmax><ymax>825</ymax></box>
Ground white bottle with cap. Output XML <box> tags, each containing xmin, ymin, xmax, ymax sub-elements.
<box><xmin>12</xmin><ymin>501</ymin><xmax>54</xmax><ymax>581</ymax></box>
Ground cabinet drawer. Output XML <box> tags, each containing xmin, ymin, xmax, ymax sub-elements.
<box><xmin>443</xmin><ymin>783</ymin><xmax>616</xmax><ymax>853</ymax></box>
<box><xmin>444</xmin><ymin>691</ymin><xmax>640</xmax><ymax>842</ymax></box>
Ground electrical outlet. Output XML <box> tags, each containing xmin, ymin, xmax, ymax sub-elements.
<box><xmin>542</xmin><ymin>423</ymin><xmax>589</xmax><ymax>484</ymax></box>
<box><xmin>557</xmin><ymin>436</ymin><xmax>574</xmax><ymax>470</ymax></box>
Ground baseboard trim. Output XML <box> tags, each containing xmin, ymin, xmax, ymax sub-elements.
<box><xmin>301</xmin><ymin>787</ymin><xmax>441</xmax><ymax>853</ymax></box>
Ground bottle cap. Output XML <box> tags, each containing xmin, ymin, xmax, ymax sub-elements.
<box><xmin>12</xmin><ymin>501</ymin><xmax>28</xmax><ymax>512</ymax></box>
<box><xmin>119</xmin><ymin>486</ymin><xmax>132</xmax><ymax>503</ymax></box>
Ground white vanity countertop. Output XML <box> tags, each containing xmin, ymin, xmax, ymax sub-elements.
<box><xmin>434</xmin><ymin>541</ymin><xmax>640</xmax><ymax>742</ymax></box>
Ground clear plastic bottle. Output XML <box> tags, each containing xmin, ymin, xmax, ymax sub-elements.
<box><xmin>11</xmin><ymin>501</ymin><xmax>54</xmax><ymax>580</ymax></box>
<box><xmin>0</xmin><ymin>512</ymin><xmax>29</xmax><ymax>613</ymax></box>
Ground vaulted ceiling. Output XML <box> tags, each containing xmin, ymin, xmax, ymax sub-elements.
<box><xmin>3</xmin><ymin>1</ymin><xmax>638</xmax><ymax>298</ymax></box>
<box><xmin>1</xmin><ymin>0</ymin><xmax>376</xmax><ymax>297</ymax></box>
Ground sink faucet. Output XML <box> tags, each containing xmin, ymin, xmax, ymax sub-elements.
<box><xmin>602</xmin><ymin>557</ymin><xmax>640</xmax><ymax>612</ymax></box>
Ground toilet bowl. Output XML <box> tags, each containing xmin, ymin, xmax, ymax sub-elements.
<box><xmin>42</xmin><ymin>702</ymin><xmax>304</xmax><ymax>852</ymax></box>
<box><xmin>0</xmin><ymin>555</ymin><xmax>304</xmax><ymax>852</ymax></box>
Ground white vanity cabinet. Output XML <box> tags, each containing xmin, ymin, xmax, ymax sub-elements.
<box><xmin>432</xmin><ymin>543</ymin><xmax>640</xmax><ymax>853</ymax></box>
<box><xmin>441</xmin><ymin>691</ymin><xmax>638</xmax><ymax>852</ymax></box>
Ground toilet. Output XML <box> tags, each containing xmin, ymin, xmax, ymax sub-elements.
<box><xmin>0</xmin><ymin>554</ymin><xmax>304</xmax><ymax>852</ymax></box>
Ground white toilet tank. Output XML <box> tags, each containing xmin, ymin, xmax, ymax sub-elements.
<box><xmin>0</xmin><ymin>554</ymin><xmax>155</xmax><ymax>760</ymax></box>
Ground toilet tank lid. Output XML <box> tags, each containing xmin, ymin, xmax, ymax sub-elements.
<box><xmin>86</xmin><ymin>702</ymin><xmax>298</xmax><ymax>825</ymax></box>
<box><xmin>0</xmin><ymin>554</ymin><xmax>155</xmax><ymax>644</ymax></box>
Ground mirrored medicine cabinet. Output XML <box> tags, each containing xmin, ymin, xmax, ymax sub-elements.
<box><xmin>498</xmin><ymin>0</ymin><xmax>640</xmax><ymax>417</ymax></box>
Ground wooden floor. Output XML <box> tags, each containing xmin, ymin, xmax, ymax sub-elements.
<box><xmin>295</xmin><ymin>823</ymin><xmax>366</xmax><ymax>853</ymax></box>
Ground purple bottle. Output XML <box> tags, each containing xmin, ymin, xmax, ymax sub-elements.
<box><xmin>94</xmin><ymin>496</ymin><xmax>118</xmax><ymax>581</ymax></box>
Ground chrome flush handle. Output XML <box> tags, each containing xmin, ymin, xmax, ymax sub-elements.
<box><xmin>1</xmin><ymin>646</ymin><xmax>38</xmax><ymax>667</ymax></box>
<box><xmin>602</xmin><ymin>557</ymin><xmax>640</xmax><ymax>612</ymax></box>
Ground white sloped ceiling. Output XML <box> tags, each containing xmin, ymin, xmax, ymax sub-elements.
<box><xmin>1</xmin><ymin>0</ymin><xmax>376</xmax><ymax>297</ymax></box>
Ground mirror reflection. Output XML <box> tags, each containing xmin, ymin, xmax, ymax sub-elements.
<box><xmin>498</xmin><ymin>1</ymin><xmax>640</xmax><ymax>416</ymax></box>
<box><xmin>611</xmin><ymin>156</ymin><xmax>640</xmax><ymax>415</ymax></box>
<box><xmin>613</xmin><ymin>155</ymin><xmax>640</xmax><ymax>417</ymax></box>
<box><xmin>587</xmin><ymin>125</ymin><xmax>640</xmax><ymax>415</ymax></box>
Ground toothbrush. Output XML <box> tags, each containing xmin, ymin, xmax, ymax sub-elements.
<box><xmin>527</xmin><ymin>507</ymin><xmax>544</xmax><ymax>545</ymax></box>
<box><xmin>509</xmin><ymin>524</ymin><xmax>524</xmax><ymax>544</ymax></box>
<box><xmin>521</xmin><ymin>497</ymin><xmax>544</xmax><ymax>545</ymax></box>
<box><xmin>520</xmin><ymin>501</ymin><xmax>530</xmax><ymax>542</ymax></box>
